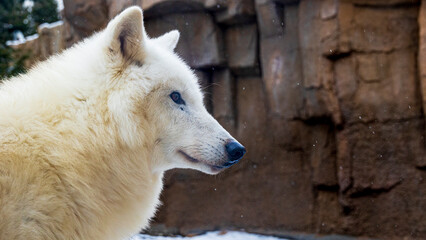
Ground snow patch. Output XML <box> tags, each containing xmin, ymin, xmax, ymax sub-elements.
<box><xmin>23</xmin><ymin>0</ymin><xmax>34</xmax><ymax>9</ymax></box>
<box><xmin>6</xmin><ymin>33</ymin><xmax>39</xmax><ymax>46</ymax></box>
<box><xmin>38</xmin><ymin>20</ymin><xmax>64</xmax><ymax>30</ymax></box>
<box><xmin>130</xmin><ymin>231</ymin><xmax>285</xmax><ymax>240</ymax></box>
<box><xmin>56</xmin><ymin>0</ymin><xmax>64</xmax><ymax>11</ymax></box>
<box><xmin>6</xmin><ymin>20</ymin><xmax>63</xmax><ymax>46</ymax></box>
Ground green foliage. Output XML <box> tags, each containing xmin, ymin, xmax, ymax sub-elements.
<box><xmin>0</xmin><ymin>0</ymin><xmax>59</xmax><ymax>79</ymax></box>
<box><xmin>32</xmin><ymin>0</ymin><xmax>59</xmax><ymax>28</ymax></box>
<box><xmin>0</xmin><ymin>0</ymin><xmax>29</xmax><ymax>79</ymax></box>
<box><xmin>0</xmin><ymin>0</ymin><xmax>32</xmax><ymax>39</ymax></box>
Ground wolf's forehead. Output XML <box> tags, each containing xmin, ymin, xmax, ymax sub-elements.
<box><xmin>157</xmin><ymin>63</ymin><xmax>197</xmax><ymax>85</ymax></box>
<box><xmin>144</xmin><ymin>39</ymin><xmax>200</xmax><ymax>89</ymax></box>
<box><xmin>168</xmin><ymin>74</ymin><xmax>201</xmax><ymax>96</ymax></box>
<box><xmin>158</xmin><ymin>59</ymin><xmax>198</xmax><ymax>86</ymax></box>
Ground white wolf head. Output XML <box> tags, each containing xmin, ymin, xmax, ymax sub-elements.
<box><xmin>102</xmin><ymin>7</ymin><xmax>245</xmax><ymax>175</ymax></box>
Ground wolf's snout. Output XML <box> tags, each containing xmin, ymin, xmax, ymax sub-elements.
<box><xmin>225</xmin><ymin>141</ymin><xmax>246</xmax><ymax>165</ymax></box>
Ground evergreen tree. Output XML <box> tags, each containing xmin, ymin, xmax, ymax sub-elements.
<box><xmin>0</xmin><ymin>0</ymin><xmax>31</xmax><ymax>79</ymax></box>
<box><xmin>0</xmin><ymin>0</ymin><xmax>60</xmax><ymax>79</ymax></box>
<box><xmin>32</xmin><ymin>0</ymin><xmax>59</xmax><ymax>27</ymax></box>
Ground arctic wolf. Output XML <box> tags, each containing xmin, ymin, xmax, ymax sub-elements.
<box><xmin>0</xmin><ymin>6</ymin><xmax>245</xmax><ymax>240</ymax></box>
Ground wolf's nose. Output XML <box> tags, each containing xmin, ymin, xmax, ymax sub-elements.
<box><xmin>225</xmin><ymin>141</ymin><xmax>246</xmax><ymax>162</ymax></box>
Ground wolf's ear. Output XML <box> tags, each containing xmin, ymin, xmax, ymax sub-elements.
<box><xmin>107</xmin><ymin>6</ymin><xmax>145</xmax><ymax>62</ymax></box>
<box><xmin>154</xmin><ymin>30</ymin><xmax>180</xmax><ymax>51</ymax></box>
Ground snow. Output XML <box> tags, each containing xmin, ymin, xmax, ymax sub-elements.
<box><xmin>13</xmin><ymin>31</ymin><xmax>25</xmax><ymax>43</ymax></box>
<box><xmin>130</xmin><ymin>231</ymin><xmax>285</xmax><ymax>240</ymax></box>
<box><xmin>38</xmin><ymin>20</ymin><xmax>64</xmax><ymax>30</ymax></box>
<box><xmin>6</xmin><ymin>33</ymin><xmax>39</xmax><ymax>46</ymax></box>
<box><xmin>56</xmin><ymin>0</ymin><xmax>64</xmax><ymax>11</ymax></box>
<box><xmin>6</xmin><ymin>20</ymin><xmax>63</xmax><ymax>46</ymax></box>
<box><xmin>25</xmin><ymin>33</ymin><xmax>39</xmax><ymax>42</ymax></box>
<box><xmin>23</xmin><ymin>0</ymin><xmax>34</xmax><ymax>9</ymax></box>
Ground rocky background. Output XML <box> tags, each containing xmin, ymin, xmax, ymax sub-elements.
<box><xmin>12</xmin><ymin>0</ymin><xmax>426</xmax><ymax>239</ymax></box>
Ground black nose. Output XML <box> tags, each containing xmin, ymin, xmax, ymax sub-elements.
<box><xmin>225</xmin><ymin>141</ymin><xmax>246</xmax><ymax>163</ymax></box>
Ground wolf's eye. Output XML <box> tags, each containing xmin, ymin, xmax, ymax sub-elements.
<box><xmin>170</xmin><ymin>91</ymin><xmax>185</xmax><ymax>105</ymax></box>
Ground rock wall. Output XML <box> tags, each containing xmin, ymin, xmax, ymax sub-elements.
<box><xmin>13</xmin><ymin>0</ymin><xmax>426</xmax><ymax>239</ymax></box>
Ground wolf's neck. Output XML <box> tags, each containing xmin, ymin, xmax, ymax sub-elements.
<box><xmin>53</xmin><ymin>123</ymin><xmax>164</xmax><ymax>238</ymax></box>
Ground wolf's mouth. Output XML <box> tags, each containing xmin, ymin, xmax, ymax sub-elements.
<box><xmin>178</xmin><ymin>150</ymin><xmax>226</xmax><ymax>171</ymax></box>
<box><xmin>178</xmin><ymin>150</ymin><xmax>200</xmax><ymax>163</ymax></box>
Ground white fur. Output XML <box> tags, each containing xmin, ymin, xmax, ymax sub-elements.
<box><xmin>0</xmin><ymin>6</ymin><xmax>241</xmax><ymax>240</ymax></box>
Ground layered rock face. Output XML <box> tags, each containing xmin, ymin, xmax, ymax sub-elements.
<box><xmin>12</xmin><ymin>0</ymin><xmax>426</xmax><ymax>239</ymax></box>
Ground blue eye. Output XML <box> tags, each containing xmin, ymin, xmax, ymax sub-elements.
<box><xmin>170</xmin><ymin>91</ymin><xmax>185</xmax><ymax>105</ymax></box>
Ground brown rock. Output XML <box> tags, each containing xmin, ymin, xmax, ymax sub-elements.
<box><xmin>298</xmin><ymin>0</ymin><xmax>322</xmax><ymax>52</ymax></box>
<box><xmin>333</xmin><ymin>2</ymin><xmax>354</xmax><ymax>55</ymax></box>
<box><xmin>418</xmin><ymin>0</ymin><xmax>426</xmax><ymax>142</ymax></box>
<box><xmin>37</xmin><ymin>22</ymin><xmax>66</xmax><ymax>60</ymax></box>
<box><xmin>211</xmin><ymin>69</ymin><xmax>235</xmax><ymax>133</ymax></box>
<box><xmin>142</xmin><ymin>0</ymin><xmax>204</xmax><ymax>18</ymax></box>
<box><xmin>343</xmin><ymin>0</ymin><xmax>419</xmax><ymax>6</ymax></box>
<box><xmin>321</xmin><ymin>0</ymin><xmax>338</xmax><ymax>20</ymax></box>
<box><xmin>204</xmin><ymin>0</ymin><xmax>227</xmax><ymax>11</ymax></box>
<box><xmin>259</xmin><ymin>4</ymin><xmax>304</xmax><ymax>119</ymax></box>
<box><xmin>63</xmin><ymin>0</ymin><xmax>108</xmax><ymax>37</ymax></box>
<box><xmin>255</xmin><ymin>0</ymin><xmax>285</xmax><ymax>39</ymax></box>
<box><xmin>321</xmin><ymin>21</ymin><xmax>340</xmax><ymax>58</ymax></box>
<box><xmin>308</xmin><ymin>124</ymin><xmax>338</xmax><ymax>187</ymax></box>
<box><xmin>314</xmin><ymin>191</ymin><xmax>341</xmax><ymax>234</ymax></box>
<box><xmin>145</xmin><ymin>12</ymin><xmax>225</xmax><ymax>68</ymax></box>
<box><xmin>62</xmin><ymin>19</ymin><xmax>82</xmax><ymax>47</ymax></box>
<box><xmin>9</xmin><ymin>37</ymin><xmax>40</xmax><ymax>69</ymax></box>
<box><xmin>296</xmin><ymin>0</ymin><xmax>343</xmax><ymax>122</ymax></box>
<box><xmin>225</xmin><ymin>24</ymin><xmax>260</xmax><ymax>76</ymax></box>
<box><xmin>335</xmin><ymin>117</ymin><xmax>425</xmax><ymax>239</ymax></box>
<box><xmin>350</xmin><ymin>5</ymin><xmax>418</xmax><ymax>52</ymax></box>
<box><xmin>232</xmin><ymin>78</ymin><xmax>313</xmax><ymax>233</ymax></box>
<box><xmin>302</xmin><ymin>89</ymin><xmax>332</xmax><ymax>120</ymax></box>
<box><xmin>107</xmin><ymin>0</ymin><xmax>142</xmax><ymax>19</ymax></box>
<box><xmin>356</xmin><ymin>54</ymin><xmax>381</xmax><ymax>82</ymax></box>
<box><xmin>274</xmin><ymin>0</ymin><xmax>300</xmax><ymax>3</ymax></box>
<box><xmin>335</xmin><ymin>50</ymin><xmax>422</xmax><ymax>124</ymax></box>
<box><xmin>338</xmin><ymin>120</ymin><xmax>424</xmax><ymax>194</ymax></box>
<box><xmin>299</xmin><ymin>59</ymin><xmax>342</xmax><ymax>124</ymax></box>
<box><xmin>156</xmin><ymin>152</ymin><xmax>314</xmax><ymax>234</ymax></box>
<box><xmin>194</xmin><ymin>70</ymin><xmax>213</xmax><ymax>113</ymax></box>
<box><xmin>334</xmin><ymin>56</ymin><xmax>357</xmax><ymax>108</ymax></box>
<box><xmin>215</xmin><ymin>0</ymin><xmax>256</xmax><ymax>25</ymax></box>
<box><xmin>336</xmin><ymin>129</ymin><xmax>352</xmax><ymax>193</ymax></box>
<box><xmin>269</xmin><ymin>119</ymin><xmax>308</xmax><ymax>151</ymax></box>
<box><xmin>299</xmin><ymin>0</ymin><xmax>330</xmax><ymax>86</ymax></box>
<box><xmin>236</xmin><ymin>77</ymin><xmax>267</xmax><ymax>145</ymax></box>
<box><xmin>340</xmin><ymin>169</ymin><xmax>425</xmax><ymax>238</ymax></box>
